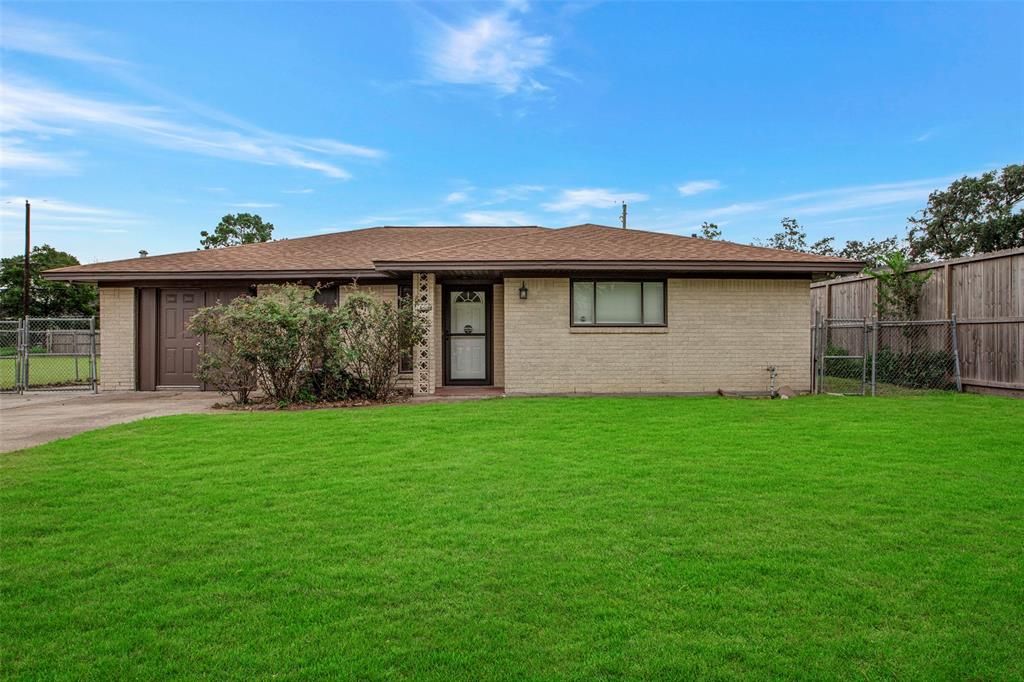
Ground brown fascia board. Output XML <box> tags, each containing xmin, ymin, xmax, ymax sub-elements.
<box><xmin>40</xmin><ymin>269</ymin><xmax>384</xmax><ymax>283</ymax></box>
<box><xmin>372</xmin><ymin>259</ymin><xmax>865</xmax><ymax>274</ymax></box>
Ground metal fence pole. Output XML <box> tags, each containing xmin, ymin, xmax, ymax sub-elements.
<box><xmin>19</xmin><ymin>318</ymin><xmax>28</xmax><ymax>392</ymax></box>
<box><xmin>950</xmin><ymin>314</ymin><xmax>962</xmax><ymax>393</ymax></box>
<box><xmin>14</xmin><ymin>319</ymin><xmax>24</xmax><ymax>393</ymax></box>
<box><xmin>861</xmin><ymin>318</ymin><xmax>869</xmax><ymax>395</ymax></box>
<box><xmin>871</xmin><ymin>318</ymin><xmax>878</xmax><ymax>397</ymax></box>
<box><xmin>89</xmin><ymin>317</ymin><xmax>98</xmax><ymax>393</ymax></box>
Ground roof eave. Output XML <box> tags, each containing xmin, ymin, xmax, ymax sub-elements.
<box><xmin>372</xmin><ymin>259</ymin><xmax>865</xmax><ymax>274</ymax></box>
<box><xmin>40</xmin><ymin>268</ymin><xmax>383</xmax><ymax>283</ymax></box>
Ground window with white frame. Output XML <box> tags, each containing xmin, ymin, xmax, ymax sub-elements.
<box><xmin>570</xmin><ymin>280</ymin><xmax>666</xmax><ymax>326</ymax></box>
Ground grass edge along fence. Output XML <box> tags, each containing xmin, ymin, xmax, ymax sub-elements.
<box><xmin>0</xmin><ymin>317</ymin><xmax>98</xmax><ymax>393</ymax></box>
<box><xmin>811</xmin><ymin>247</ymin><xmax>1024</xmax><ymax>396</ymax></box>
<box><xmin>812</xmin><ymin>313</ymin><xmax>962</xmax><ymax>397</ymax></box>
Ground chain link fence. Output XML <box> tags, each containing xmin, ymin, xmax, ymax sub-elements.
<box><xmin>812</xmin><ymin>315</ymin><xmax>962</xmax><ymax>396</ymax></box>
<box><xmin>1</xmin><ymin>318</ymin><xmax>98</xmax><ymax>393</ymax></box>
<box><xmin>1</xmin><ymin>320</ymin><xmax>21</xmax><ymax>392</ymax></box>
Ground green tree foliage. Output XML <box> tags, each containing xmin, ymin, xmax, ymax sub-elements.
<box><xmin>754</xmin><ymin>217</ymin><xmax>838</xmax><ymax>255</ymax></box>
<box><xmin>0</xmin><ymin>244</ymin><xmax>98</xmax><ymax>318</ymax></box>
<box><xmin>754</xmin><ymin>217</ymin><xmax>903</xmax><ymax>268</ymax></box>
<box><xmin>199</xmin><ymin>213</ymin><xmax>274</xmax><ymax>249</ymax></box>
<box><xmin>908</xmin><ymin>164</ymin><xmax>1024</xmax><ymax>260</ymax></box>
<box><xmin>835</xmin><ymin>236</ymin><xmax>903</xmax><ymax>269</ymax></box>
<box><xmin>189</xmin><ymin>284</ymin><xmax>430</xmax><ymax>405</ymax></box>
<box><xmin>339</xmin><ymin>287</ymin><xmax>430</xmax><ymax>402</ymax></box>
<box><xmin>867</xmin><ymin>252</ymin><xmax>933</xmax><ymax>320</ymax></box>
<box><xmin>694</xmin><ymin>222</ymin><xmax>722</xmax><ymax>240</ymax></box>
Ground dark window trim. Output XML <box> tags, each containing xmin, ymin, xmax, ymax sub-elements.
<box><xmin>569</xmin><ymin>278</ymin><xmax>668</xmax><ymax>328</ymax></box>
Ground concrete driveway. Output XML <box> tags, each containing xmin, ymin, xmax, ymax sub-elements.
<box><xmin>1</xmin><ymin>391</ymin><xmax>221</xmax><ymax>453</ymax></box>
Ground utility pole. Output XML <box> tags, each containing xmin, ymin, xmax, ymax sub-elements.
<box><xmin>22</xmin><ymin>200</ymin><xmax>31</xmax><ymax>319</ymax></box>
<box><xmin>620</xmin><ymin>202</ymin><xmax>627</xmax><ymax>229</ymax></box>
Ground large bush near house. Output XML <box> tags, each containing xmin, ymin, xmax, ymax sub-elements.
<box><xmin>189</xmin><ymin>284</ymin><xmax>428</xmax><ymax>405</ymax></box>
<box><xmin>188</xmin><ymin>305</ymin><xmax>259</xmax><ymax>404</ymax></box>
<box><xmin>339</xmin><ymin>288</ymin><xmax>429</xmax><ymax>401</ymax></box>
<box><xmin>189</xmin><ymin>285</ymin><xmax>349</xmax><ymax>404</ymax></box>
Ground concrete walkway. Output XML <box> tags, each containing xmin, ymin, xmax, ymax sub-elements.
<box><xmin>1</xmin><ymin>391</ymin><xmax>221</xmax><ymax>453</ymax></box>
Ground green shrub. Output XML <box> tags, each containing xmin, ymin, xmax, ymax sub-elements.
<box><xmin>188</xmin><ymin>306</ymin><xmax>258</xmax><ymax>404</ymax></box>
<box><xmin>190</xmin><ymin>284</ymin><xmax>430</xmax><ymax>405</ymax></box>
<box><xmin>339</xmin><ymin>288</ymin><xmax>429</xmax><ymax>402</ymax></box>
<box><xmin>190</xmin><ymin>285</ymin><xmax>347</xmax><ymax>404</ymax></box>
<box><xmin>825</xmin><ymin>342</ymin><xmax>955</xmax><ymax>391</ymax></box>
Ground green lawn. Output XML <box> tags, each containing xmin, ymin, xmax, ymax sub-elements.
<box><xmin>2</xmin><ymin>395</ymin><xmax>1022</xmax><ymax>679</ymax></box>
<box><xmin>0</xmin><ymin>356</ymin><xmax>98</xmax><ymax>389</ymax></box>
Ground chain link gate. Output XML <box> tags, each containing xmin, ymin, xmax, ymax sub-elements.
<box><xmin>0</xmin><ymin>318</ymin><xmax>98</xmax><ymax>393</ymax></box>
<box><xmin>812</xmin><ymin>313</ymin><xmax>962</xmax><ymax>396</ymax></box>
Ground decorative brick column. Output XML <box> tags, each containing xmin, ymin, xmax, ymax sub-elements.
<box><xmin>413</xmin><ymin>272</ymin><xmax>436</xmax><ymax>395</ymax></box>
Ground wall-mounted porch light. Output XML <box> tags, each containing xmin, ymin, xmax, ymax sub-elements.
<box><xmin>518</xmin><ymin>281</ymin><xmax>529</xmax><ymax>300</ymax></box>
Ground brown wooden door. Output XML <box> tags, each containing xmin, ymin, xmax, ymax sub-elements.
<box><xmin>159</xmin><ymin>289</ymin><xmax>202</xmax><ymax>387</ymax></box>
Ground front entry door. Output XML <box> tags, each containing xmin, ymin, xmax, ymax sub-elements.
<box><xmin>159</xmin><ymin>289</ymin><xmax>202</xmax><ymax>387</ymax></box>
<box><xmin>443</xmin><ymin>285</ymin><xmax>492</xmax><ymax>385</ymax></box>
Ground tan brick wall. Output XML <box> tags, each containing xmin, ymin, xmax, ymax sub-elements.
<box><xmin>342</xmin><ymin>283</ymin><xmax>397</xmax><ymax>304</ymax></box>
<box><xmin>503</xmin><ymin>277</ymin><xmax>810</xmax><ymax>394</ymax></box>
<box><xmin>99</xmin><ymin>286</ymin><xmax>136</xmax><ymax>390</ymax></box>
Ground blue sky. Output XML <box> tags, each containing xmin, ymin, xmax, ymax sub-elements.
<box><xmin>1</xmin><ymin>1</ymin><xmax>1022</xmax><ymax>263</ymax></box>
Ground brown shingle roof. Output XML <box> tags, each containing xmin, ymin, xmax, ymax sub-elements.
<box><xmin>378</xmin><ymin>223</ymin><xmax>860</xmax><ymax>266</ymax></box>
<box><xmin>44</xmin><ymin>223</ymin><xmax>861</xmax><ymax>281</ymax></box>
<box><xmin>44</xmin><ymin>226</ymin><xmax>547</xmax><ymax>278</ymax></box>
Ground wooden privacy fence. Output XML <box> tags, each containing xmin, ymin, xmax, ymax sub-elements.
<box><xmin>811</xmin><ymin>247</ymin><xmax>1024</xmax><ymax>395</ymax></box>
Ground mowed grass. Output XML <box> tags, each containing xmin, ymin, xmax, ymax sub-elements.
<box><xmin>2</xmin><ymin>395</ymin><xmax>1022</xmax><ymax>679</ymax></box>
<box><xmin>0</xmin><ymin>356</ymin><xmax>99</xmax><ymax>389</ymax></box>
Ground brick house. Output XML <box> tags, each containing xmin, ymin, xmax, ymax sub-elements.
<box><xmin>43</xmin><ymin>223</ymin><xmax>860</xmax><ymax>395</ymax></box>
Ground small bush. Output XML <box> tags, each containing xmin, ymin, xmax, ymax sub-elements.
<box><xmin>190</xmin><ymin>284</ymin><xmax>430</xmax><ymax>406</ymax></box>
<box><xmin>190</xmin><ymin>285</ymin><xmax>346</xmax><ymax>404</ymax></box>
<box><xmin>339</xmin><ymin>288</ymin><xmax>429</xmax><ymax>402</ymax></box>
<box><xmin>825</xmin><ymin>342</ymin><xmax>955</xmax><ymax>391</ymax></box>
<box><xmin>189</xmin><ymin>306</ymin><xmax>258</xmax><ymax>404</ymax></box>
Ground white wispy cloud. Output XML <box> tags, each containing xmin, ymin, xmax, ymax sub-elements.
<box><xmin>445</xmin><ymin>191</ymin><xmax>470</xmax><ymax>203</ymax></box>
<box><xmin>0</xmin><ymin>76</ymin><xmax>384</xmax><ymax>179</ymax></box>
<box><xmin>424</xmin><ymin>4</ymin><xmax>553</xmax><ymax>94</ymax></box>
<box><xmin>677</xmin><ymin>180</ymin><xmax>721</xmax><ymax>196</ymax></box>
<box><xmin>665</xmin><ymin>176</ymin><xmax>951</xmax><ymax>228</ymax></box>
<box><xmin>283</xmin><ymin>188</ymin><xmax>315</xmax><ymax>194</ymax></box>
<box><xmin>462</xmin><ymin>210</ymin><xmax>535</xmax><ymax>225</ymax></box>
<box><xmin>542</xmin><ymin>188</ymin><xmax>649</xmax><ymax>212</ymax></box>
<box><xmin>0</xmin><ymin>10</ymin><xmax>125</xmax><ymax>65</ymax></box>
<box><xmin>0</xmin><ymin>137</ymin><xmax>77</xmax><ymax>173</ymax></box>
<box><xmin>0</xmin><ymin>195</ymin><xmax>140</xmax><ymax>235</ymax></box>
<box><xmin>484</xmin><ymin>184</ymin><xmax>544</xmax><ymax>204</ymax></box>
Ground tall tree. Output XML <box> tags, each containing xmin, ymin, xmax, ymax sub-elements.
<box><xmin>837</xmin><ymin>236</ymin><xmax>904</xmax><ymax>269</ymax></box>
<box><xmin>755</xmin><ymin>217</ymin><xmax>810</xmax><ymax>252</ymax></box>
<box><xmin>754</xmin><ymin>217</ymin><xmax>836</xmax><ymax>255</ymax></box>
<box><xmin>199</xmin><ymin>213</ymin><xmax>275</xmax><ymax>249</ymax></box>
<box><xmin>694</xmin><ymin>222</ymin><xmax>722</xmax><ymax>240</ymax></box>
<box><xmin>867</xmin><ymin>252</ymin><xmax>933</xmax><ymax>320</ymax></box>
<box><xmin>908</xmin><ymin>164</ymin><xmax>1024</xmax><ymax>261</ymax></box>
<box><xmin>754</xmin><ymin>217</ymin><xmax>904</xmax><ymax>268</ymax></box>
<box><xmin>0</xmin><ymin>245</ymin><xmax>98</xmax><ymax>318</ymax></box>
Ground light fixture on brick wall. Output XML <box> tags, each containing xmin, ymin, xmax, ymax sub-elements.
<box><xmin>518</xmin><ymin>282</ymin><xmax>528</xmax><ymax>300</ymax></box>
